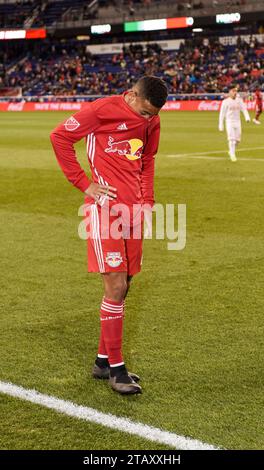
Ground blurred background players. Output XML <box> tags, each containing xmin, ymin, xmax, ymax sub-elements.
<box><xmin>253</xmin><ymin>88</ymin><xmax>263</xmax><ymax>124</ymax></box>
<box><xmin>219</xmin><ymin>86</ymin><xmax>250</xmax><ymax>162</ymax></box>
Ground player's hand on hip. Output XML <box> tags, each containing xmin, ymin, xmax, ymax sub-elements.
<box><xmin>85</xmin><ymin>182</ymin><xmax>117</xmax><ymax>201</ymax></box>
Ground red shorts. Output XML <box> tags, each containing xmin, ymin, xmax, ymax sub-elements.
<box><xmin>85</xmin><ymin>203</ymin><xmax>143</xmax><ymax>276</ymax></box>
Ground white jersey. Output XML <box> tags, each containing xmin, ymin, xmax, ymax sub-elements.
<box><xmin>219</xmin><ymin>96</ymin><xmax>250</xmax><ymax>130</ymax></box>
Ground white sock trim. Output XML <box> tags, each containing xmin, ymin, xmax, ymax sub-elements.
<box><xmin>110</xmin><ymin>362</ymin><xmax>125</xmax><ymax>368</ymax></box>
<box><xmin>102</xmin><ymin>300</ymin><xmax>124</xmax><ymax>308</ymax></box>
<box><xmin>101</xmin><ymin>305</ymin><xmax>124</xmax><ymax>313</ymax></box>
<box><xmin>97</xmin><ymin>354</ymin><xmax>108</xmax><ymax>359</ymax></box>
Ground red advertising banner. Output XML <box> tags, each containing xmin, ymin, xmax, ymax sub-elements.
<box><xmin>162</xmin><ymin>100</ymin><xmax>257</xmax><ymax>111</ymax></box>
<box><xmin>0</xmin><ymin>102</ymin><xmax>84</xmax><ymax>111</ymax></box>
<box><xmin>0</xmin><ymin>100</ymin><xmax>258</xmax><ymax>112</ymax></box>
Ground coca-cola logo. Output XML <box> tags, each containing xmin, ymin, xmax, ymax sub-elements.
<box><xmin>7</xmin><ymin>102</ymin><xmax>25</xmax><ymax>111</ymax></box>
<box><xmin>163</xmin><ymin>102</ymin><xmax>181</xmax><ymax>110</ymax></box>
<box><xmin>198</xmin><ymin>101</ymin><xmax>221</xmax><ymax>111</ymax></box>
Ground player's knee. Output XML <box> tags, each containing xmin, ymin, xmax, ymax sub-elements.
<box><xmin>109</xmin><ymin>282</ymin><xmax>127</xmax><ymax>302</ymax></box>
<box><xmin>104</xmin><ymin>276</ymin><xmax>127</xmax><ymax>302</ymax></box>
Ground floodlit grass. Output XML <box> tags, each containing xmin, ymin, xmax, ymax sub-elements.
<box><xmin>0</xmin><ymin>111</ymin><xmax>263</xmax><ymax>449</ymax></box>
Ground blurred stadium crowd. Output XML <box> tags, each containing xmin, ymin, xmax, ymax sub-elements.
<box><xmin>0</xmin><ymin>37</ymin><xmax>263</xmax><ymax>97</ymax></box>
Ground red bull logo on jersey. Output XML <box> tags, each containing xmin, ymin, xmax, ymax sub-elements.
<box><xmin>105</xmin><ymin>136</ymin><xmax>143</xmax><ymax>161</ymax></box>
<box><xmin>105</xmin><ymin>252</ymin><xmax>123</xmax><ymax>268</ymax></box>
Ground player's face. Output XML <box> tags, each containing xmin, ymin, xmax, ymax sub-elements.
<box><xmin>229</xmin><ymin>88</ymin><xmax>238</xmax><ymax>99</ymax></box>
<box><xmin>125</xmin><ymin>89</ymin><xmax>160</xmax><ymax>120</ymax></box>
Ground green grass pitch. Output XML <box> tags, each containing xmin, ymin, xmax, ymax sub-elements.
<box><xmin>0</xmin><ymin>111</ymin><xmax>263</xmax><ymax>450</ymax></box>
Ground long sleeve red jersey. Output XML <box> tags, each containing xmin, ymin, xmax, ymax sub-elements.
<box><xmin>50</xmin><ymin>94</ymin><xmax>160</xmax><ymax>209</ymax></box>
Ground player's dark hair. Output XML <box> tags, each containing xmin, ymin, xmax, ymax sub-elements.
<box><xmin>136</xmin><ymin>76</ymin><xmax>168</xmax><ymax>108</ymax></box>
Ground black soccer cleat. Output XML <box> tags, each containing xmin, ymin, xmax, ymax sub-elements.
<box><xmin>109</xmin><ymin>370</ymin><xmax>142</xmax><ymax>395</ymax></box>
<box><xmin>92</xmin><ymin>363</ymin><xmax>140</xmax><ymax>383</ymax></box>
<box><xmin>92</xmin><ymin>363</ymin><xmax>111</xmax><ymax>380</ymax></box>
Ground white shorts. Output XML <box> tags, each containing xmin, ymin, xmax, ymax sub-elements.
<box><xmin>226</xmin><ymin>121</ymin><xmax>241</xmax><ymax>142</ymax></box>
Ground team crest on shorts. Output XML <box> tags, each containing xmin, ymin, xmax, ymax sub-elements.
<box><xmin>64</xmin><ymin>116</ymin><xmax>80</xmax><ymax>131</ymax></box>
<box><xmin>106</xmin><ymin>252</ymin><xmax>123</xmax><ymax>268</ymax></box>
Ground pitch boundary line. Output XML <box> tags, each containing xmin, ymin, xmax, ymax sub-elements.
<box><xmin>0</xmin><ymin>380</ymin><xmax>220</xmax><ymax>450</ymax></box>
<box><xmin>166</xmin><ymin>155</ymin><xmax>264</xmax><ymax>161</ymax></box>
<box><xmin>164</xmin><ymin>146</ymin><xmax>264</xmax><ymax>158</ymax></box>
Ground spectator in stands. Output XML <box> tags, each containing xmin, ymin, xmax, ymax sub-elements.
<box><xmin>1</xmin><ymin>37</ymin><xmax>264</xmax><ymax>98</ymax></box>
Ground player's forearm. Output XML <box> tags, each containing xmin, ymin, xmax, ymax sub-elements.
<box><xmin>50</xmin><ymin>131</ymin><xmax>91</xmax><ymax>192</ymax></box>
<box><xmin>219</xmin><ymin>101</ymin><xmax>227</xmax><ymax>129</ymax></box>
<box><xmin>141</xmin><ymin>156</ymin><xmax>155</xmax><ymax>207</ymax></box>
<box><xmin>219</xmin><ymin>109</ymin><xmax>225</xmax><ymax>129</ymax></box>
<box><xmin>142</xmin><ymin>190</ymin><xmax>154</xmax><ymax>207</ymax></box>
<box><xmin>219</xmin><ymin>117</ymin><xmax>224</xmax><ymax>130</ymax></box>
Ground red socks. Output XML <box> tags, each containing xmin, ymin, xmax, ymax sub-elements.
<box><xmin>98</xmin><ymin>297</ymin><xmax>124</xmax><ymax>367</ymax></box>
<box><xmin>97</xmin><ymin>329</ymin><xmax>108</xmax><ymax>359</ymax></box>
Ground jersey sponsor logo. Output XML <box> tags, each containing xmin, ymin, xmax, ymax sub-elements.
<box><xmin>64</xmin><ymin>116</ymin><xmax>80</xmax><ymax>131</ymax></box>
<box><xmin>117</xmin><ymin>122</ymin><xmax>128</xmax><ymax>130</ymax></box>
<box><xmin>105</xmin><ymin>252</ymin><xmax>123</xmax><ymax>268</ymax></box>
<box><xmin>105</xmin><ymin>136</ymin><xmax>143</xmax><ymax>161</ymax></box>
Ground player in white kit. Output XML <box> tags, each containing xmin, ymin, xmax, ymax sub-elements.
<box><xmin>219</xmin><ymin>87</ymin><xmax>250</xmax><ymax>162</ymax></box>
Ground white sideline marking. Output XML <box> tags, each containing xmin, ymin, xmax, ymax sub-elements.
<box><xmin>166</xmin><ymin>155</ymin><xmax>264</xmax><ymax>162</ymax></box>
<box><xmin>0</xmin><ymin>381</ymin><xmax>220</xmax><ymax>450</ymax></box>
<box><xmin>165</xmin><ymin>146</ymin><xmax>264</xmax><ymax>158</ymax></box>
<box><xmin>167</xmin><ymin>155</ymin><xmax>224</xmax><ymax>161</ymax></box>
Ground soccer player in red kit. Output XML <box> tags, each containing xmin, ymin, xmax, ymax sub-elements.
<box><xmin>253</xmin><ymin>89</ymin><xmax>262</xmax><ymax>124</ymax></box>
<box><xmin>50</xmin><ymin>76</ymin><xmax>168</xmax><ymax>394</ymax></box>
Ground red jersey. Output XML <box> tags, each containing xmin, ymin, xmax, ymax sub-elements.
<box><xmin>255</xmin><ymin>90</ymin><xmax>262</xmax><ymax>106</ymax></box>
<box><xmin>50</xmin><ymin>94</ymin><xmax>160</xmax><ymax>209</ymax></box>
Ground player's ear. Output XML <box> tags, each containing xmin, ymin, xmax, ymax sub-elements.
<box><xmin>130</xmin><ymin>89</ymin><xmax>138</xmax><ymax>98</ymax></box>
<box><xmin>127</xmin><ymin>89</ymin><xmax>138</xmax><ymax>104</ymax></box>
